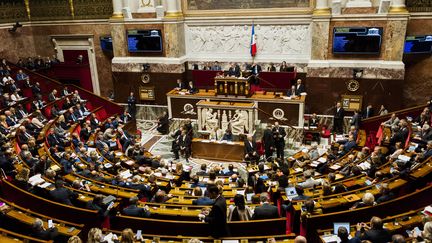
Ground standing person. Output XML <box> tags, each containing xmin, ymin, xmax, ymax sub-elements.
<box><xmin>272</xmin><ymin>121</ymin><xmax>286</xmax><ymax>160</ymax></box>
<box><xmin>199</xmin><ymin>184</ymin><xmax>229</xmax><ymax>238</ymax></box>
<box><xmin>333</xmin><ymin>102</ymin><xmax>345</xmax><ymax>134</ymax></box>
<box><xmin>180</xmin><ymin>129</ymin><xmax>191</xmax><ymax>163</ymax></box>
<box><xmin>127</xmin><ymin>92</ymin><xmax>136</xmax><ymax>119</ymax></box>
<box><xmin>262</xmin><ymin>124</ymin><xmax>274</xmax><ymax>161</ymax></box>
<box><xmin>156</xmin><ymin>111</ymin><xmax>169</xmax><ymax>135</ymax></box>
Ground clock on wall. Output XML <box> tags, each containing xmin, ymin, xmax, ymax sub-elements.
<box><xmin>141</xmin><ymin>73</ymin><xmax>150</xmax><ymax>84</ymax></box>
<box><xmin>347</xmin><ymin>79</ymin><xmax>360</xmax><ymax>92</ymax></box>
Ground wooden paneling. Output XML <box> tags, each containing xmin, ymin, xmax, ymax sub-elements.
<box><xmin>112</xmin><ymin>72</ymin><xmax>185</xmax><ymax>105</ymax></box>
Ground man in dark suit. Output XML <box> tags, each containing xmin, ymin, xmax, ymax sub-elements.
<box><xmin>333</xmin><ymin>102</ymin><xmax>345</xmax><ymax>134</ymax></box>
<box><xmin>127</xmin><ymin>92</ymin><xmax>136</xmax><ymax>119</ymax></box>
<box><xmin>201</xmin><ymin>184</ymin><xmax>229</xmax><ymax>238</ymax></box>
<box><xmin>179</xmin><ymin>130</ymin><xmax>192</xmax><ymax>162</ymax></box>
<box><xmin>49</xmin><ymin>180</ymin><xmax>78</xmax><ymax>206</ymax></box>
<box><xmin>156</xmin><ymin>111</ymin><xmax>169</xmax><ymax>135</ymax></box>
<box><xmin>355</xmin><ymin>216</ymin><xmax>391</xmax><ymax>243</ymax></box>
<box><xmin>123</xmin><ymin>196</ymin><xmax>151</xmax><ymax>217</ymax></box>
<box><xmin>350</xmin><ymin>110</ymin><xmax>361</xmax><ymax>129</ymax></box>
<box><xmin>272</xmin><ymin>122</ymin><xmax>286</xmax><ymax>160</ymax></box>
<box><xmin>363</xmin><ymin>104</ymin><xmax>374</xmax><ymax>119</ymax></box>
<box><xmin>338</xmin><ymin>226</ymin><xmax>361</xmax><ymax>243</ymax></box>
<box><xmin>31</xmin><ymin>218</ymin><xmax>59</xmax><ymax>241</ymax></box>
<box><xmin>244</xmin><ymin>135</ymin><xmax>259</xmax><ymax>164</ymax></box>
<box><xmin>174</xmin><ymin>79</ymin><xmax>187</xmax><ymax>90</ymax></box>
<box><xmin>187</xmin><ymin>81</ymin><xmax>198</xmax><ymax>94</ymax></box>
<box><xmin>252</xmin><ymin>192</ymin><xmax>279</xmax><ymax>220</ymax></box>
<box><xmin>48</xmin><ymin>89</ymin><xmax>58</xmax><ymax>102</ymax></box>
<box><xmin>228</xmin><ymin>63</ymin><xmax>241</xmax><ymax>77</ymax></box>
<box><xmin>32</xmin><ymin>82</ymin><xmax>42</xmax><ymax>96</ymax></box>
<box><xmin>79</xmin><ymin>123</ymin><xmax>91</xmax><ymax>142</ymax></box>
<box><xmin>250</xmin><ymin>62</ymin><xmax>262</xmax><ymax>75</ymax></box>
<box><xmin>295</xmin><ymin>79</ymin><xmax>305</xmax><ymax>95</ymax></box>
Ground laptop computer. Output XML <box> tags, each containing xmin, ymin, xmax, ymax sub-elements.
<box><xmin>285</xmin><ymin>187</ymin><xmax>298</xmax><ymax>200</ymax></box>
<box><xmin>333</xmin><ymin>222</ymin><xmax>350</xmax><ymax>235</ymax></box>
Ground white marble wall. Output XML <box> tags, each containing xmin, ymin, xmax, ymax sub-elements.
<box><xmin>185</xmin><ymin>24</ymin><xmax>312</xmax><ymax>63</ymax></box>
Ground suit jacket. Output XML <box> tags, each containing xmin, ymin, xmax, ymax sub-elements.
<box><xmin>192</xmin><ymin>197</ymin><xmax>214</xmax><ymax>205</ymax></box>
<box><xmin>49</xmin><ymin>187</ymin><xmax>77</xmax><ymax>206</ymax></box>
<box><xmin>295</xmin><ymin>84</ymin><xmax>305</xmax><ymax>95</ymax></box>
<box><xmin>244</xmin><ymin>140</ymin><xmax>257</xmax><ymax>155</ymax></box>
<box><xmin>31</xmin><ymin>227</ymin><xmax>58</xmax><ymax>241</ymax></box>
<box><xmin>344</xmin><ymin>140</ymin><xmax>357</xmax><ymax>152</ymax></box>
<box><xmin>262</xmin><ymin>128</ymin><xmax>274</xmax><ymax>149</ymax></box>
<box><xmin>228</xmin><ymin>65</ymin><xmax>241</xmax><ymax>77</ymax></box>
<box><xmin>250</xmin><ymin>64</ymin><xmax>262</xmax><ymax>75</ymax></box>
<box><xmin>123</xmin><ymin>205</ymin><xmax>151</xmax><ymax>217</ymax></box>
<box><xmin>32</xmin><ymin>85</ymin><xmax>41</xmax><ymax>95</ymax></box>
<box><xmin>363</xmin><ymin>107</ymin><xmax>374</xmax><ymax>119</ymax></box>
<box><xmin>350</xmin><ymin>113</ymin><xmax>361</xmax><ymax>128</ymax></box>
<box><xmin>47</xmin><ymin>133</ymin><xmax>61</xmax><ymax>147</ymax></box>
<box><xmin>272</xmin><ymin>127</ymin><xmax>286</xmax><ymax>144</ymax></box>
<box><xmin>80</xmin><ymin>128</ymin><xmax>91</xmax><ymax>141</ymax></box>
<box><xmin>48</xmin><ymin>93</ymin><xmax>56</xmax><ymax>102</ymax></box>
<box><xmin>334</xmin><ymin>107</ymin><xmax>345</xmax><ymax>120</ymax></box>
<box><xmin>205</xmin><ymin>196</ymin><xmax>229</xmax><ymax>238</ymax></box>
<box><xmin>252</xmin><ymin>203</ymin><xmax>279</xmax><ymax>220</ymax></box>
<box><xmin>355</xmin><ymin>229</ymin><xmax>391</xmax><ymax>243</ymax></box>
<box><xmin>188</xmin><ymin>86</ymin><xmax>198</xmax><ymax>94</ymax></box>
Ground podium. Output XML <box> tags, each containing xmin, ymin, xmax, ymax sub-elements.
<box><xmin>214</xmin><ymin>77</ymin><xmax>249</xmax><ymax>96</ymax></box>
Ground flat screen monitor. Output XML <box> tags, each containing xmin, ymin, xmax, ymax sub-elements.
<box><xmin>404</xmin><ymin>35</ymin><xmax>432</xmax><ymax>54</ymax></box>
<box><xmin>127</xmin><ymin>29</ymin><xmax>163</xmax><ymax>53</ymax></box>
<box><xmin>333</xmin><ymin>222</ymin><xmax>351</xmax><ymax>235</ymax></box>
<box><xmin>100</xmin><ymin>36</ymin><xmax>113</xmax><ymax>52</ymax></box>
<box><xmin>333</xmin><ymin>27</ymin><xmax>383</xmax><ymax>54</ymax></box>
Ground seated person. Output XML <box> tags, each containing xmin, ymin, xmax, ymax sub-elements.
<box><xmin>187</xmin><ymin>81</ymin><xmax>198</xmax><ymax>94</ymax></box>
<box><xmin>291</xmin><ymin>186</ymin><xmax>310</xmax><ymax>201</ymax></box>
<box><xmin>244</xmin><ymin>135</ymin><xmax>259</xmax><ymax>163</ymax></box>
<box><xmin>192</xmin><ymin>187</ymin><xmax>213</xmax><ymax>205</ymax></box>
<box><xmin>338</xmin><ymin>225</ymin><xmax>361</xmax><ymax>243</ymax></box>
<box><xmin>31</xmin><ymin>218</ymin><xmax>58</xmax><ymax>241</ymax></box>
<box><xmin>298</xmin><ymin>170</ymin><xmax>322</xmax><ymax>189</ymax></box>
<box><xmin>49</xmin><ymin>180</ymin><xmax>78</xmax><ymax>206</ymax></box>
<box><xmin>222</xmin><ymin>128</ymin><xmax>233</xmax><ymax>141</ymax></box>
<box><xmin>252</xmin><ymin>192</ymin><xmax>279</xmax><ymax>220</ymax></box>
<box><xmin>351</xmin><ymin>192</ymin><xmax>376</xmax><ymax>209</ymax></box>
<box><xmin>174</xmin><ymin>79</ymin><xmax>187</xmax><ymax>90</ymax></box>
<box><xmin>309</xmin><ymin>113</ymin><xmax>319</xmax><ymax>127</ymax></box>
<box><xmin>286</xmin><ymin>85</ymin><xmax>297</xmax><ymax>98</ymax></box>
<box><xmin>123</xmin><ymin>196</ymin><xmax>151</xmax><ymax>217</ymax></box>
<box><xmin>355</xmin><ymin>216</ymin><xmax>391</xmax><ymax>243</ymax></box>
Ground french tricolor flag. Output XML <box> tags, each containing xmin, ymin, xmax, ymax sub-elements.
<box><xmin>250</xmin><ymin>23</ymin><xmax>257</xmax><ymax>57</ymax></box>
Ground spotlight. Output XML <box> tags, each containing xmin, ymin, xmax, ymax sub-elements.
<box><xmin>353</xmin><ymin>69</ymin><xmax>363</xmax><ymax>79</ymax></box>
<box><xmin>142</xmin><ymin>63</ymin><xmax>150</xmax><ymax>72</ymax></box>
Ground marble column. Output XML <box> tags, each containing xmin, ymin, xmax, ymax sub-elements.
<box><xmin>111</xmin><ymin>24</ymin><xmax>128</xmax><ymax>57</ymax></box>
<box><xmin>314</xmin><ymin>0</ymin><xmax>331</xmax><ymax>15</ymax></box>
<box><xmin>310</xmin><ymin>16</ymin><xmax>331</xmax><ymax>60</ymax></box>
<box><xmin>165</xmin><ymin>0</ymin><xmax>182</xmax><ymax>18</ymax></box>
<box><xmin>389</xmin><ymin>0</ymin><xmax>408</xmax><ymax>13</ymax></box>
<box><xmin>383</xmin><ymin>18</ymin><xmax>408</xmax><ymax>61</ymax></box>
<box><xmin>164</xmin><ymin>22</ymin><xmax>186</xmax><ymax>57</ymax></box>
<box><xmin>112</xmin><ymin>0</ymin><xmax>124</xmax><ymax>18</ymax></box>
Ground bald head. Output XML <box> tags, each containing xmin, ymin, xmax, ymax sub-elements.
<box><xmin>294</xmin><ymin>236</ymin><xmax>307</xmax><ymax>243</ymax></box>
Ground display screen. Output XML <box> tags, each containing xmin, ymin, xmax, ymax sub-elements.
<box><xmin>100</xmin><ymin>36</ymin><xmax>113</xmax><ymax>52</ymax></box>
<box><xmin>404</xmin><ymin>35</ymin><xmax>432</xmax><ymax>54</ymax></box>
<box><xmin>127</xmin><ymin>30</ymin><xmax>163</xmax><ymax>53</ymax></box>
<box><xmin>333</xmin><ymin>27</ymin><xmax>383</xmax><ymax>54</ymax></box>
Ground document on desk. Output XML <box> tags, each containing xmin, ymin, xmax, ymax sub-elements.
<box><xmin>321</xmin><ymin>234</ymin><xmax>341</xmax><ymax>243</ymax></box>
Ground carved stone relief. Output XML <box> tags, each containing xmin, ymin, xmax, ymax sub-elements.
<box><xmin>185</xmin><ymin>24</ymin><xmax>311</xmax><ymax>58</ymax></box>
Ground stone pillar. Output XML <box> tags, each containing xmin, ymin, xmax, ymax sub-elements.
<box><xmin>310</xmin><ymin>16</ymin><xmax>331</xmax><ymax>60</ymax></box>
<box><xmin>389</xmin><ymin>0</ymin><xmax>408</xmax><ymax>13</ymax></box>
<box><xmin>112</xmin><ymin>0</ymin><xmax>124</xmax><ymax>18</ymax></box>
<box><xmin>165</xmin><ymin>0</ymin><xmax>182</xmax><ymax>18</ymax></box>
<box><xmin>314</xmin><ymin>0</ymin><xmax>331</xmax><ymax>15</ymax></box>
